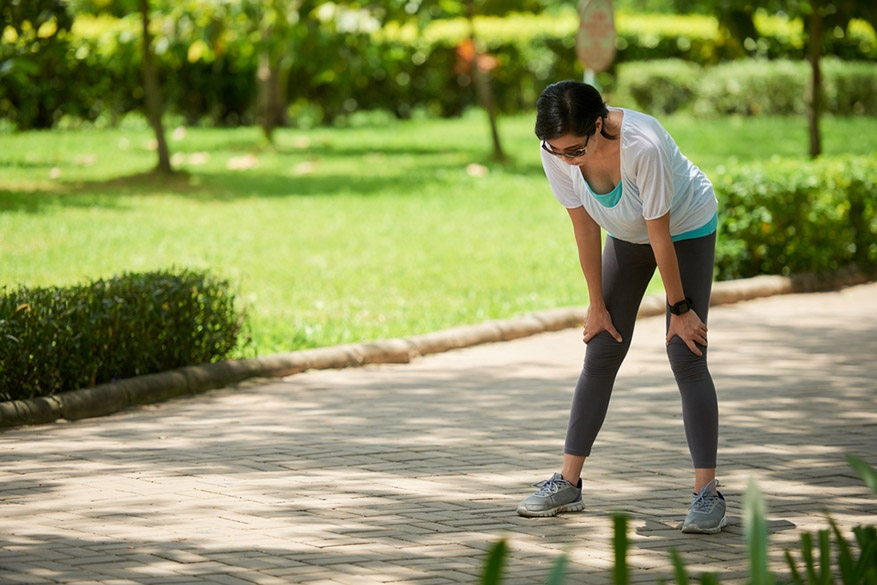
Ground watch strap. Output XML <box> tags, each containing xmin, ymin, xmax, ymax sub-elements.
<box><xmin>669</xmin><ymin>298</ymin><xmax>693</xmax><ymax>315</ymax></box>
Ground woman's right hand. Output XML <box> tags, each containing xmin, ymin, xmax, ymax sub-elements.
<box><xmin>583</xmin><ymin>305</ymin><xmax>623</xmax><ymax>344</ymax></box>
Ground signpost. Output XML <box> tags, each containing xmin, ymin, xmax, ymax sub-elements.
<box><xmin>576</xmin><ymin>0</ymin><xmax>617</xmax><ymax>87</ymax></box>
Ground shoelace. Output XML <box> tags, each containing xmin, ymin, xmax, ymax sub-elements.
<box><xmin>690</xmin><ymin>478</ymin><xmax>720</xmax><ymax>512</ymax></box>
<box><xmin>532</xmin><ymin>476</ymin><xmax>567</xmax><ymax>496</ymax></box>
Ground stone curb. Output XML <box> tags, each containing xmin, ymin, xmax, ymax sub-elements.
<box><xmin>2</xmin><ymin>266</ymin><xmax>873</xmax><ymax>429</ymax></box>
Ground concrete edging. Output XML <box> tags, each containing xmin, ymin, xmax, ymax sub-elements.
<box><xmin>1</xmin><ymin>267</ymin><xmax>873</xmax><ymax>429</ymax></box>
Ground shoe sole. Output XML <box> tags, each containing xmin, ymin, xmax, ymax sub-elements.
<box><xmin>516</xmin><ymin>500</ymin><xmax>586</xmax><ymax>518</ymax></box>
<box><xmin>681</xmin><ymin>514</ymin><xmax>729</xmax><ymax>534</ymax></box>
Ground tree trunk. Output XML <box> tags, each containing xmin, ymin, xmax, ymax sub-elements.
<box><xmin>257</xmin><ymin>51</ymin><xmax>287</xmax><ymax>144</ymax></box>
<box><xmin>719</xmin><ymin>9</ymin><xmax>758</xmax><ymax>55</ymax></box>
<box><xmin>139</xmin><ymin>0</ymin><xmax>172</xmax><ymax>174</ymax></box>
<box><xmin>806</xmin><ymin>1</ymin><xmax>824</xmax><ymax>159</ymax></box>
<box><xmin>464</xmin><ymin>0</ymin><xmax>505</xmax><ymax>162</ymax></box>
<box><xmin>472</xmin><ymin>65</ymin><xmax>505</xmax><ymax>162</ymax></box>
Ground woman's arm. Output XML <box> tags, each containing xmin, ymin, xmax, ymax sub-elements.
<box><xmin>568</xmin><ymin>206</ymin><xmax>623</xmax><ymax>344</ymax></box>
<box><xmin>646</xmin><ymin>212</ymin><xmax>708</xmax><ymax>356</ymax></box>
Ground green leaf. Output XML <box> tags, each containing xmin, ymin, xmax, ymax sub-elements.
<box><xmin>784</xmin><ymin>550</ymin><xmax>804</xmax><ymax>585</ymax></box>
<box><xmin>847</xmin><ymin>454</ymin><xmax>877</xmax><ymax>496</ymax></box>
<box><xmin>817</xmin><ymin>529</ymin><xmax>832</xmax><ymax>585</ymax></box>
<box><xmin>545</xmin><ymin>552</ymin><xmax>569</xmax><ymax>585</ymax></box>
<box><xmin>670</xmin><ymin>548</ymin><xmax>690</xmax><ymax>585</ymax></box>
<box><xmin>481</xmin><ymin>539</ymin><xmax>507</xmax><ymax>585</ymax></box>
<box><xmin>797</xmin><ymin>531</ymin><xmax>816</xmax><ymax>585</ymax></box>
<box><xmin>853</xmin><ymin>526</ymin><xmax>877</xmax><ymax>585</ymax></box>
<box><xmin>830</xmin><ymin>518</ymin><xmax>856</xmax><ymax>584</ymax></box>
<box><xmin>613</xmin><ymin>514</ymin><xmax>629</xmax><ymax>585</ymax></box>
<box><xmin>744</xmin><ymin>477</ymin><xmax>774</xmax><ymax>585</ymax></box>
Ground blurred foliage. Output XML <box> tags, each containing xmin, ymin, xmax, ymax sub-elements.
<box><xmin>1</xmin><ymin>1</ymin><xmax>876</xmax><ymax>130</ymax></box>
<box><xmin>0</xmin><ymin>0</ymin><xmax>75</xmax><ymax>129</ymax></box>
<box><xmin>714</xmin><ymin>155</ymin><xmax>877</xmax><ymax>280</ymax></box>
<box><xmin>617</xmin><ymin>58</ymin><xmax>877</xmax><ymax>116</ymax></box>
<box><xmin>667</xmin><ymin>0</ymin><xmax>877</xmax><ymax>57</ymax></box>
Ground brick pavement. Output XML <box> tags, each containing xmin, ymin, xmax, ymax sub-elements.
<box><xmin>1</xmin><ymin>282</ymin><xmax>876</xmax><ymax>584</ymax></box>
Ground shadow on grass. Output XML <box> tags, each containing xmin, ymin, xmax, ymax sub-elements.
<box><xmin>0</xmin><ymin>151</ymin><xmax>544</xmax><ymax>214</ymax></box>
<box><xmin>0</xmin><ymin>170</ymin><xmax>196</xmax><ymax>214</ymax></box>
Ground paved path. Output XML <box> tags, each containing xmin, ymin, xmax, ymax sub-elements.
<box><xmin>2</xmin><ymin>282</ymin><xmax>876</xmax><ymax>585</ymax></box>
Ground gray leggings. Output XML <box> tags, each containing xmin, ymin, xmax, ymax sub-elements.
<box><xmin>564</xmin><ymin>232</ymin><xmax>718</xmax><ymax>469</ymax></box>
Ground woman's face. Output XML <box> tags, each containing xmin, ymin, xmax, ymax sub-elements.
<box><xmin>541</xmin><ymin>133</ymin><xmax>591</xmax><ymax>164</ymax></box>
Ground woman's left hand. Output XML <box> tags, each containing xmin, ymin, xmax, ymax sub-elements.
<box><xmin>667</xmin><ymin>311</ymin><xmax>708</xmax><ymax>357</ymax></box>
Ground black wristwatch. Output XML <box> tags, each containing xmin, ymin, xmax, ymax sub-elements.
<box><xmin>668</xmin><ymin>298</ymin><xmax>693</xmax><ymax>315</ymax></box>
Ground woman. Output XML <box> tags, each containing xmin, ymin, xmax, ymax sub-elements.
<box><xmin>516</xmin><ymin>80</ymin><xmax>726</xmax><ymax>534</ymax></box>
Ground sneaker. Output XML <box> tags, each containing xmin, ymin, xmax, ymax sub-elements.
<box><xmin>516</xmin><ymin>472</ymin><xmax>585</xmax><ymax>518</ymax></box>
<box><xmin>682</xmin><ymin>479</ymin><xmax>728</xmax><ymax>534</ymax></box>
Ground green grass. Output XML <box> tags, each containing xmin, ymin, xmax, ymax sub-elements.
<box><xmin>2</xmin><ymin>112</ymin><xmax>876</xmax><ymax>356</ymax></box>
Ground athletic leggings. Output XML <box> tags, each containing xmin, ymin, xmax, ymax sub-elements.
<box><xmin>564</xmin><ymin>232</ymin><xmax>718</xmax><ymax>469</ymax></box>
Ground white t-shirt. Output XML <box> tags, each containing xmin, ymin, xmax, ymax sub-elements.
<box><xmin>541</xmin><ymin>108</ymin><xmax>717</xmax><ymax>245</ymax></box>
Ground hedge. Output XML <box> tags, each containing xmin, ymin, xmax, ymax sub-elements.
<box><xmin>2</xmin><ymin>8</ymin><xmax>875</xmax><ymax>129</ymax></box>
<box><xmin>714</xmin><ymin>155</ymin><xmax>877</xmax><ymax>281</ymax></box>
<box><xmin>0</xmin><ymin>269</ymin><xmax>244</xmax><ymax>402</ymax></box>
<box><xmin>617</xmin><ymin>58</ymin><xmax>877</xmax><ymax>117</ymax></box>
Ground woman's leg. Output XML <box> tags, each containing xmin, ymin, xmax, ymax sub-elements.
<box><xmin>664</xmin><ymin>233</ymin><xmax>719</xmax><ymax>491</ymax></box>
<box><xmin>562</xmin><ymin>237</ymin><xmax>657</xmax><ymax>481</ymax></box>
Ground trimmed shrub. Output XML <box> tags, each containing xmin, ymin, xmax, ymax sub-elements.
<box><xmin>714</xmin><ymin>155</ymin><xmax>877</xmax><ymax>281</ymax></box>
<box><xmin>693</xmin><ymin>59</ymin><xmax>809</xmax><ymax>116</ymax></box>
<box><xmin>617</xmin><ymin>58</ymin><xmax>877</xmax><ymax>117</ymax></box>
<box><xmin>0</xmin><ymin>269</ymin><xmax>244</xmax><ymax>402</ymax></box>
<box><xmin>614</xmin><ymin>59</ymin><xmax>703</xmax><ymax>115</ymax></box>
<box><xmin>823</xmin><ymin>59</ymin><xmax>877</xmax><ymax>116</ymax></box>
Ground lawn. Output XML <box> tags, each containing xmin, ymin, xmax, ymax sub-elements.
<box><xmin>2</xmin><ymin>112</ymin><xmax>875</xmax><ymax>356</ymax></box>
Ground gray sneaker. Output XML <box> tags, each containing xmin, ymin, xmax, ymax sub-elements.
<box><xmin>682</xmin><ymin>479</ymin><xmax>728</xmax><ymax>534</ymax></box>
<box><xmin>516</xmin><ymin>472</ymin><xmax>585</xmax><ymax>517</ymax></box>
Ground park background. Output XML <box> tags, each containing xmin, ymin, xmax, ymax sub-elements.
<box><xmin>1</xmin><ymin>0</ymin><xmax>876</xmax><ymax>400</ymax></box>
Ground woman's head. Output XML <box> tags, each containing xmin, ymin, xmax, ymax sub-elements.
<box><xmin>534</xmin><ymin>80</ymin><xmax>614</xmax><ymax>142</ymax></box>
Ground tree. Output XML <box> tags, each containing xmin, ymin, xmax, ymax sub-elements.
<box><xmin>246</xmin><ymin>0</ymin><xmax>302</xmax><ymax>143</ymax></box>
<box><xmin>382</xmin><ymin>0</ymin><xmax>538</xmax><ymax>162</ymax></box>
<box><xmin>71</xmin><ymin>0</ymin><xmax>173</xmax><ymax>172</ymax></box>
<box><xmin>0</xmin><ymin>0</ymin><xmax>74</xmax><ymax>130</ymax></box>
<box><xmin>677</xmin><ymin>0</ymin><xmax>877</xmax><ymax>158</ymax></box>
<box><xmin>804</xmin><ymin>0</ymin><xmax>826</xmax><ymax>158</ymax></box>
<box><xmin>230</xmin><ymin>0</ymin><xmax>336</xmax><ymax>143</ymax></box>
<box><xmin>463</xmin><ymin>0</ymin><xmax>506</xmax><ymax>161</ymax></box>
<box><xmin>139</xmin><ymin>0</ymin><xmax>172</xmax><ymax>173</ymax></box>
<box><xmin>797</xmin><ymin>0</ymin><xmax>877</xmax><ymax>157</ymax></box>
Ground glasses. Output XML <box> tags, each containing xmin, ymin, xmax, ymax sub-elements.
<box><xmin>541</xmin><ymin>134</ymin><xmax>591</xmax><ymax>159</ymax></box>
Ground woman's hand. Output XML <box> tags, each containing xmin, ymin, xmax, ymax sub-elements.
<box><xmin>583</xmin><ymin>305</ymin><xmax>623</xmax><ymax>344</ymax></box>
<box><xmin>667</xmin><ymin>311</ymin><xmax>708</xmax><ymax>356</ymax></box>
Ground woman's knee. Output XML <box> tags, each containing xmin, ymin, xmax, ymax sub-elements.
<box><xmin>584</xmin><ymin>332</ymin><xmax>632</xmax><ymax>376</ymax></box>
<box><xmin>666</xmin><ymin>336</ymin><xmax>710</xmax><ymax>380</ymax></box>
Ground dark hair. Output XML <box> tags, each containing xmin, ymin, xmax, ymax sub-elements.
<box><xmin>534</xmin><ymin>80</ymin><xmax>617</xmax><ymax>142</ymax></box>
